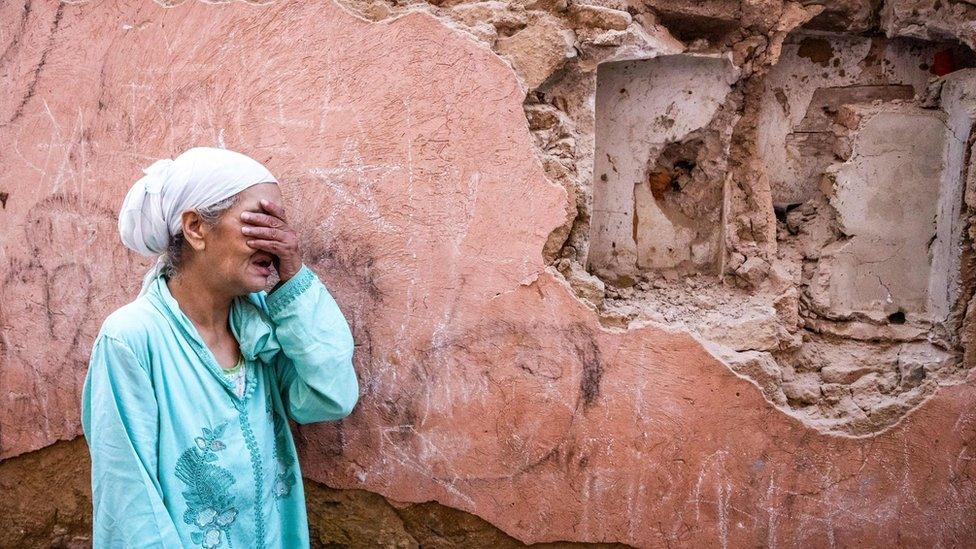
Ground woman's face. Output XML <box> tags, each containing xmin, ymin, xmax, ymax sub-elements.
<box><xmin>200</xmin><ymin>182</ymin><xmax>283</xmax><ymax>295</ymax></box>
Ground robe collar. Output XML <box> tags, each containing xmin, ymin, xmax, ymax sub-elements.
<box><xmin>143</xmin><ymin>273</ymin><xmax>282</xmax><ymax>391</ymax></box>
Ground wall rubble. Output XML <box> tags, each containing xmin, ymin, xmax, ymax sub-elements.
<box><xmin>332</xmin><ymin>0</ymin><xmax>976</xmax><ymax>435</ymax></box>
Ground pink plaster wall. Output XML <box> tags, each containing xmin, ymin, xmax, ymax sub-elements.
<box><xmin>1</xmin><ymin>1</ymin><xmax>974</xmax><ymax>546</ymax></box>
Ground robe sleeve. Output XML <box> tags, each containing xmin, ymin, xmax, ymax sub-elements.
<box><xmin>265</xmin><ymin>264</ymin><xmax>359</xmax><ymax>424</ymax></box>
<box><xmin>81</xmin><ymin>334</ymin><xmax>184</xmax><ymax>549</ymax></box>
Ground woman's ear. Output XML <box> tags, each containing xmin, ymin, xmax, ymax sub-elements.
<box><xmin>180</xmin><ymin>210</ymin><xmax>208</xmax><ymax>251</ymax></box>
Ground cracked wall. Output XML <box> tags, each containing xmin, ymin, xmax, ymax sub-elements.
<box><xmin>758</xmin><ymin>33</ymin><xmax>976</xmax><ymax>435</ymax></box>
<box><xmin>581</xmin><ymin>27</ymin><xmax>976</xmax><ymax>437</ymax></box>
<box><xmin>4</xmin><ymin>0</ymin><xmax>976</xmax><ymax>547</ymax></box>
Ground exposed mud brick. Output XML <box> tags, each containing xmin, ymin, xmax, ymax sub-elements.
<box><xmin>569</xmin><ymin>2</ymin><xmax>632</xmax><ymax>31</ymax></box>
<box><xmin>495</xmin><ymin>16</ymin><xmax>577</xmax><ymax>89</ymax></box>
<box><xmin>883</xmin><ymin>0</ymin><xmax>976</xmax><ymax>50</ymax></box>
<box><xmin>643</xmin><ymin>0</ymin><xmax>741</xmax><ymax>44</ymax></box>
<box><xmin>802</xmin><ymin>0</ymin><xmax>881</xmax><ymax>32</ymax></box>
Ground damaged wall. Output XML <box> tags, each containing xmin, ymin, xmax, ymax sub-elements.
<box><xmin>3</xmin><ymin>0</ymin><xmax>976</xmax><ymax>547</ymax></box>
<box><xmin>589</xmin><ymin>54</ymin><xmax>738</xmax><ymax>280</ymax></box>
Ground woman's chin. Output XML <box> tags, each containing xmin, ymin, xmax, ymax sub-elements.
<box><xmin>249</xmin><ymin>276</ymin><xmax>271</xmax><ymax>292</ymax></box>
<box><xmin>237</xmin><ymin>271</ymin><xmax>270</xmax><ymax>293</ymax></box>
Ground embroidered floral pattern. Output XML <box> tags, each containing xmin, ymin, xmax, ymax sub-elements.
<box><xmin>175</xmin><ymin>423</ymin><xmax>238</xmax><ymax>548</ymax></box>
<box><xmin>267</xmin><ymin>393</ymin><xmax>297</xmax><ymax>499</ymax></box>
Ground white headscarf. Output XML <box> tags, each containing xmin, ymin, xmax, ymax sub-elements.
<box><xmin>118</xmin><ymin>147</ymin><xmax>278</xmax><ymax>294</ymax></box>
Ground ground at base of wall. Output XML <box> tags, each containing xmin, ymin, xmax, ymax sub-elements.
<box><xmin>0</xmin><ymin>438</ymin><xmax>630</xmax><ymax>549</ymax></box>
<box><xmin>0</xmin><ymin>437</ymin><xmax>92</xmax><ymax>548</ymax></box>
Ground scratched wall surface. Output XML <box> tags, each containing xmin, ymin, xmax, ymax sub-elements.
<box><xmin>1</xmin><ymin>1</ymin><xmax>975</xmax><ymax>547</ymax></box>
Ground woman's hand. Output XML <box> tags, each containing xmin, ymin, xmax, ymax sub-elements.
<box><xmin>240</xmin><ymin>199</ymin><xmax>303</xmax><ymax>283</ymax></box>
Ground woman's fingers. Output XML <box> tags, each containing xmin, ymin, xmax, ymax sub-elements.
<box><xmin>248</xmin><ymin>199</ymin><xmax>304</xmax><ymax>284</ymax></box>
<box><xmin>260</xmin><ymin>199</ymin><xmax>288</xmax><ymax>222</ymax></box>
<box><xmin>241</xmin><ymin>225</ymin><xmax>286</xmax><ymax>241</ymax></box>
<box><xmin>246</xmin><ymin>239</ymin><xmax>285</xmax><ymax>253</ymax></box>
<box><xmin>240</xmin><ymin>211</ymin><xmax>283</xmax><ymax>228</ymax></box>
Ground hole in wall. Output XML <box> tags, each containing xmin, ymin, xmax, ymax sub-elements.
<box><xmin>588</xmin><ymin>54</ymin><xmax>738</xmax><ymax>282</ymax></box>
<box><xmin>576</xmin><ymin>30</ymin><xmax>976</xmax><ymax>435</ymax></box>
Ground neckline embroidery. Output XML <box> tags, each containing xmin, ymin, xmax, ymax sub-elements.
<box><xmin>222</xmin><ymin>359</ymin><xmax>247</xmax><ymax>399</ymax></box>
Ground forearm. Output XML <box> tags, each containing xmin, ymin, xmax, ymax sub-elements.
<box><xmin>266</xmin><ymin>265</ymin><xmax>360</xmax><ymax>423</ymax></box>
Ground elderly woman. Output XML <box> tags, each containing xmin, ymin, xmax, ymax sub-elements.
<box><xmin>80</xmin><ymin>147</ymin><xmax>359</xmax><ymax>548</ymax></box>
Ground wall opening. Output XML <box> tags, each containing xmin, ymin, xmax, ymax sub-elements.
<box><xmin>588</xmin><ymin>54</ymin><xmax>738</xmax><ymax>285</ymax></box>
<box><xmin>578</xmin><ymin>32</ymin><xmax>976</xmax><ymax>435</ymax></box>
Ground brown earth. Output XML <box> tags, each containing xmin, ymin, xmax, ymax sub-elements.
<box><xmin>0</xmin><ymin>438</ymin><xmax>630</xmax><ymax>548</ymax></box>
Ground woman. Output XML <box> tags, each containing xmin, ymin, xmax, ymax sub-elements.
<box><xmin>81</xmin><ymin>147</ymin><xmax>359</xmax><ymax>548</ymax></box>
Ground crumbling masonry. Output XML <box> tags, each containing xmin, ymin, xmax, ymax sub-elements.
<box><xmin>335</xmin><ymin>0</ymin><xmax>976</xmax><ymax>436</ymax></box>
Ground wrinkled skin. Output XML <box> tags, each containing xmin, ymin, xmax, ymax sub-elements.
<box><xmin>168</xmin><ymin>182</ymin><xmax>303</xmax><ymax>368</ymax></box>
<box><xmin>179</xmin><ymin>182</ymin><xmax>302</xmax><ymax>296</ymax></box>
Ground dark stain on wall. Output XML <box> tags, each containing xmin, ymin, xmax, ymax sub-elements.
<box><xmin>568</xmin><ymin>323</ymin><xmax>603</xmax><ymax>409</ymax></box>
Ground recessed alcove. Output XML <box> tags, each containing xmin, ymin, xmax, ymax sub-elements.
<box><xmin>587</xmin><ymin>54</ymin><xmax>738</xmax><ymax>283</ymax></box>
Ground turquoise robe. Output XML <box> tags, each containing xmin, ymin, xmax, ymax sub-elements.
<box><xmin>81</xmin><ymin>265</ymin><xmax>359</xmax><ymax>548</ymax></box>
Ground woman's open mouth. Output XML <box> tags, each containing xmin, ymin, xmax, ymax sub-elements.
<box><xmin>251</xmin><ymin>253</ymin><xmax>275</xmax><ymax>276</ymax></box>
